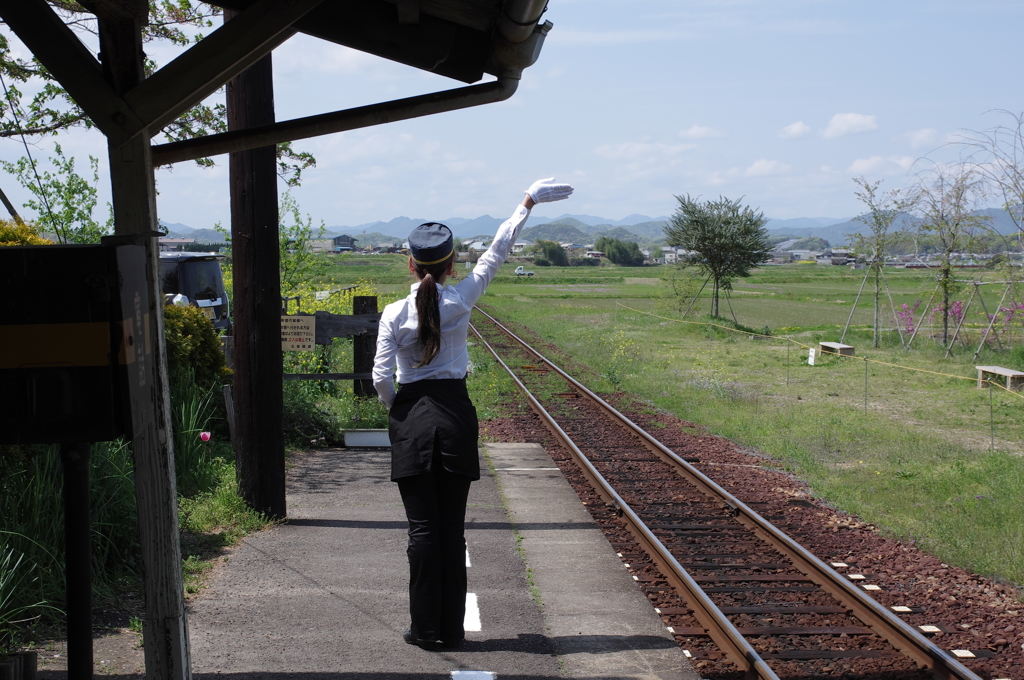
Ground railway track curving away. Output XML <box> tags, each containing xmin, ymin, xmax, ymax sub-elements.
<box><xmin>470</xmin><ymin>306</ymin><xmax>999</xmax><ymax>680</ymax></box>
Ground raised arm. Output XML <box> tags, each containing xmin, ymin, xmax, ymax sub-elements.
<box><xmin>456</xmin><ymin>178</ymin><xmax>574</xmax><ymax>302</ymax></box>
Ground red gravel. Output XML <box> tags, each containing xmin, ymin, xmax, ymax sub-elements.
<box><xmin>479</xmin><ymin>376</ymin><xmax>1024</xmax><ymax>680</ymax></box>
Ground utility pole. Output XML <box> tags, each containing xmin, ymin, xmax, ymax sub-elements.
<box><xmin>225</xmin><ymin>10</ymin><xmax>286</xmax><ymax>518</ymax></box>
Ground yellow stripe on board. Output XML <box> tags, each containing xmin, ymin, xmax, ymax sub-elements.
<box><xmin>0</xmin><ymin>322</ymin><xmax>112</xmax><ymax>368</ymax></box>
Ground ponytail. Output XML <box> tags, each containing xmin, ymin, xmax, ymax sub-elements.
<box><xmin>413</xmin><ymin>254</ymin><xmax>453</xmax><ymax>366</ymax></box>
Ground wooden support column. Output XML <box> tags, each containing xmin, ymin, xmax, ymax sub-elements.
<box><xmin>353</xmin><ymin>296</ymin><xmax>378</xmax><ymax>397</ymax></box>
<box><xmin>226</xmin><ymin>10</ymin><xmax>286</xmax><ymax>518</ymax></box>
<box><xmin>98</xmin><ymin>7</ymin><xmax>191</xmax><ymax>680</ymax></box>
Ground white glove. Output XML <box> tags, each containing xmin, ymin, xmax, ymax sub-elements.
<box><xmin>525</xmin><ymin>177</ymin><xmax>574</xmax><ymax>204</ymax></box>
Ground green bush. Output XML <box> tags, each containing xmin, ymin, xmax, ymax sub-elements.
<box><xmin>163</xmin><ymin>305</ymin><xmax>231</xmax><ymax>389</ymax></box>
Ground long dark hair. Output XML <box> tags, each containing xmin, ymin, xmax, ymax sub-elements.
<box><xmin>414</xmin><ymin>253</ymin><xmax>454</xmax><ymax>366</ymax></box>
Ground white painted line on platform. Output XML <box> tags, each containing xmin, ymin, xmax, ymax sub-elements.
<box><xmin>451</xmin><ymin>672</ymin><xmax>494</xmax><ymax>680</ymax></box>
<box><xmin>464</xmin><ymin>592</ymin><xmax>481</xmax><ymax>631</ymax></box>
<box><xmin>494</xmin><ymin>467</ymin><xmax>560</xmax><ymax>471</ymax></box>
<box><xmin>466</xmin><ymin>548</ymin><xmax>472</xmax><ymax>568</ymax></box>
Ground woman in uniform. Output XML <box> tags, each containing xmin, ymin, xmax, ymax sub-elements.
<box><xmin>372</xmin><ymin>178</ymin><xmax>573</xmax><ymax>649</ymax></box>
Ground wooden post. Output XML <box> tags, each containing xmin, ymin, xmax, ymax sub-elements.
<box><xmin>61</xmin><ymin>443</ymin><xmax>93</xmax><ymax>680</ymax></box>
<box><xmin>227</xmin><ymin>10</ymin><xmax>286</xmax><ymax>518</ymax></box>
<box><xmin>353</xmin><ymin>296</ymin><xmax>378</xmax><ymax>397</ymax></box>
<box><xmin>99</xmin><ymin>8</ymin><xmax>192</xmax><ymax>680</ymax></box>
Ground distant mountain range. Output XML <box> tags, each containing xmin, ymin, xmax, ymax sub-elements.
<box><xmin>160</xmin><ymin>208</ymin><xmax>1022</xmax><ymax>248</ymax></box>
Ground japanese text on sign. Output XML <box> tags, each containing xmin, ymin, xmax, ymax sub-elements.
<box><xmin>281</xmin><ymin>315</ymin><xmax>316</xmax><ymax>351</ymax></box>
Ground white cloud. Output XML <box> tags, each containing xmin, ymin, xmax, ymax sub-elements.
<box><xmin>905</xmin><ymin>128</ymin><xmax>938</xmax><ymax>149</ymax></box>
<box><xmin>778</xmin><ymin>121</ymin><xmax>811</xmax><ymax>139</ymax></box>
<box><xmin>593</xmin><ymin>142</ymin><xmax>693</xmax><ymax>160</ymax></box>
<box><xmin>745</xmin><ymin>159</ymin><xmax>790</xmax><ymax>176</ymax></box>
<box><xmin>679</xmin><ymin>124</ymin><xmax>725</xmax><ymax>139</ymax></box>
<box><xmin>847</xmin><ymin>155</ymin><xmax>914</xmax><ymax>174</ymax></box>
<box><xmin>822</xmin><ymin>113</ymin><xmax>878</xmax><ymax>139</ymax></box>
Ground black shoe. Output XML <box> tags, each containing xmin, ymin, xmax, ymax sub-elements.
<box><xmin>403</xmin><ymin>630</ymin><xmax>440</xmax><ymax>650</ymax></box>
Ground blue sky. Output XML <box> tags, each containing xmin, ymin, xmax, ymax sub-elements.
<box><xmin>3</xmin><ymin>1</ymin><xmax>1024</xmax><ymax>229</ymax></box>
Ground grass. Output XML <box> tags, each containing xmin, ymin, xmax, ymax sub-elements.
<box><xmin>456</xmin><ymin>262</ymin><xmax>1024</xmax><ymax>587</ymax></box>
<box><xmin>177</xmin><ymin>463</ymin><xmax>275</xmax><ymax>595</ymax></box>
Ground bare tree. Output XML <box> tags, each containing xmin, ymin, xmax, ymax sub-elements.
<box><xmin>911</xmin><ymin>163</ymin><xmax>990</xmax><ymax>345</ymax></box>
<box><xmin>958</xmin><ymin>110</ymin><xmax>1024</xmax><ymax>251</ymax></box>
<box><xmin>849</xmin><ymin>177</ymin><xmax>913</xmax><ymax>347</ymax></box>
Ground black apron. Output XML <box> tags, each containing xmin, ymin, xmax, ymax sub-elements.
<box><xmin>388</xmin><ymin>377</ymin><xmax>479</xmax><ymax>481</ymax></box>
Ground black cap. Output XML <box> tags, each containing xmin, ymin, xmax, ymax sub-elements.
<box><xmin>409</xmin><ymin>222</ymin><xmax>454</xmax><ymax>266</ymax></box>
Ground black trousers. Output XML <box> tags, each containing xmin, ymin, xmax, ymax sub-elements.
<box><xmin>397</xmin><ymin>467</ymin><xmax>472</xmax><ymax>643</ymax></box>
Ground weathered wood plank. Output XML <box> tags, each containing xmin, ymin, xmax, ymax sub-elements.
<box><xmin>308</xmin><ymin>310</ymin><xmax>381</xmax><ymax>343</ymax></box>
<box><xmin>100</xmin><ymin>8</ymin><xmax>191</xmax><ymax>679</ymax></box>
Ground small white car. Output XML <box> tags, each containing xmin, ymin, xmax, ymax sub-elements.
<box><xmin>514</xmin><ymin>266</ymin><xmax>535</xmax><ymax>276</ymax></box>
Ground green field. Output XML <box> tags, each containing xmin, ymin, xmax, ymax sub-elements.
<box><xmin>325</xmin><ymin>254</ymin><xmax>1024</xmax><ymax>587</ymax></box>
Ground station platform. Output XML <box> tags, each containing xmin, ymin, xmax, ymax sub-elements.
<box><xmin>187</xmin><ymin>442</ymin><xmax>698</xmax><ymax>680</ymax></box>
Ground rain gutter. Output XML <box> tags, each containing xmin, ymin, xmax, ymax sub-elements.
<box><xmin>152</xmin><ymin>20</ymin><xmax>551</xmax><ymax>166</ymax></box>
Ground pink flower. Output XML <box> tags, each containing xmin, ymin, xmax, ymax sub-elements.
<box><xmin>200</xmin><ymin>432</ymin><xmax>211</xmax><ymax>442</ymax></box>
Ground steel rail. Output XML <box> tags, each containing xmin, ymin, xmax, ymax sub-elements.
<box><xmin>472</xmin><ymin>306</ymin><xmax>983</xmax><ymax>680</ymax></box>
<box><xmin>469</xmin><ymin>322</ymin><xmax>780</xmax><ymax>680</ymax></box>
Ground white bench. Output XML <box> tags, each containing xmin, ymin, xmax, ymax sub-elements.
<box><xmin>976</xmin><ymin>365</ymin><xmax>1024</xmax><ymax>390</ymax></box>
<box><xmin>819</xmin><ymin>341</ymin><xmax>855</xmax><ymax>357</ymax></box>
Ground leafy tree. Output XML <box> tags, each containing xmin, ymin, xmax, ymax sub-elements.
<box><xmin>534</xmin><ymin>239</ymin><xmax>568</xmax><ymax>266</ymax></box>
<box><xmin>0</xmin><ymin>143</ymin><xmax>108</xmax><ymax>244</ymax></box>
<box><xmin>664</xmin><ymin>195</ymin><xmax>771</xmax><ymax>317</ymax></box>
<box><xmin>912</xmin><ymin>164</ymin><xmax>990</xmax><ymax>344</ymax></box>
<box><xmin>279</xmin><ymin>191</ymin><xmax>326</xmax><ymax>294</ymax></box>
<box><xmin>0</xmin><ymin>2</ymin><xmax>314</xmax><ymax>184</ymax></box>
<box><xmin>849</xmin><ymin>177</ymin><xmax>913</xmax><ymax>347</ymax></box>
<box><xmin>594</xmin><ymin>236</ymin><xmax>644</xmax><ymax>266</ymax></box>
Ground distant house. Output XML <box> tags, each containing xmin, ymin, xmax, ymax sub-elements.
<box><xmin>584</xmin><ymin>250</ymin><xmax>604</xmax><ymax>259</ymax></box>
<box><xmin>310</xmin><ymin>239</ymin><xmax>335</xmax><ymax>253</ymax></box>
<box><xmin>661</xmin><ymin>246</ymin><xmax>677</xmax><ymax>264</ymax></box>
<box><xmin>332</xmin><ymin>234</ymin><xmax>358</xmax><ymax>252</ymax></box>
<box><xmin>465</xmin><ymin>240</ymin><xmax>489</xmax><ymax>251</ymax></box>
<box><xmin>512</xmin><ymin>239</ymin><xmax>533</xmax><ymax>253</ymax></box>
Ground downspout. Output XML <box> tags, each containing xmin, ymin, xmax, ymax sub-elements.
<box><xmin>152</xmin><ymin>20</ymin><xmax>551</xmax><ymax>166</ymax></box>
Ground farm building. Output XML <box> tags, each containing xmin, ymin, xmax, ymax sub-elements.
<box><xmin>332</xmin><ymin>234</ymin><xmax>358</xmax><ymax>252</ymax></box>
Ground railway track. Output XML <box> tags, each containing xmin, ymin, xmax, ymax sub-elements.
<box><xmin>470</xmin><ymin>306</ymin><xmax>985</xmax><ymax>680</ymax></box>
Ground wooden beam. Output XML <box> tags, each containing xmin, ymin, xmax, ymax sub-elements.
<box><xmin>0</xmin><ymin>0</ymin><xmax>144</xmax><ymax>144</ymax></box>
<box><xmin>125</xmin><ymin>0</ymin><xmax>325</xmax><ymax>134</ymax></box>
<box><xmin>152</xmin><ymin>77</ymin><xmax>518</xmax><ymax>165</ymax></box>
<box><xmin>312</xmin><ymin>311</ymin><xmax>382</xmax><ymax>343</ymax></box>
<box><xmin>79</xmin><ymin>0</ymin><xmax>148</xmax><ymax>20</ymax></box>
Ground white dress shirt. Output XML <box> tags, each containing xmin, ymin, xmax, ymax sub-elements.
<box><xmin>372</xmin><ymin>204</ymin><xmax>531</xmax><ymax>409</ymax></box>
